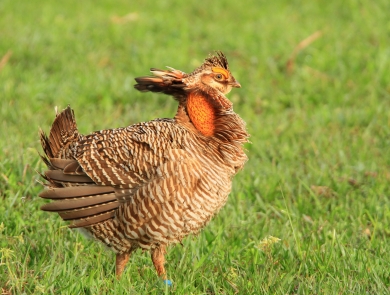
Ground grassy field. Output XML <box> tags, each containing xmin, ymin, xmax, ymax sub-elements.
<box><xmin>1</xmin><ymin>0</ymin><xmax>390</xmax><ymax>294</ymax></box>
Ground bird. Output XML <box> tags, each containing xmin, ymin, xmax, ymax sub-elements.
<box><xmin>38</xmin><ymin>51</ymin><xmax>249</xmax><ymax>283</ymax></box>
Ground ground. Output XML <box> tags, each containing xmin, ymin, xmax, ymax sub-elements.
<box><xmin>1</xmin><ymin>0</ymin><xmax>390</xmax><ymax>294</ymax></box>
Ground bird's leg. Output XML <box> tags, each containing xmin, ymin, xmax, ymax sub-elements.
<box><xmin>116</xmin><ymin>252</ymin><xmax>131</xmax><ymax>279</ymax></box>
<box><xmin>151</xmin><ymin>245</ymin><xmax>167</xmax><ymax>280</ymax></box>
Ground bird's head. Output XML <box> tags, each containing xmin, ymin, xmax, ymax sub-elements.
<box><xmin>199</xmin><ymin>67</ymin><xmax>241</xmax><ymax>95</ymax></box>
<box><xmin>185</xmin><ymin>51</ymin><xmax>241</xmax><ymax>95</ymax></box>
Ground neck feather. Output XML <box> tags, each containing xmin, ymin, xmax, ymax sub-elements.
<box><xmin>175</xmin><ymin>89</ymin><xmax>249</xmax><ymax>170</ymax></box>
<box><xmin>184</xmin><ymin>89</ymin><xmax>248</xmax><ymax>143</ymax></box>
<box><xmin>186</xmin><ymin>92</ymin><xmax>216</xmax><ymax>136</ymax></box>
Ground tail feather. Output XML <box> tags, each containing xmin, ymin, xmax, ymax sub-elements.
<box><xmin>39</xmin><ymin>106</ymin><xmax>118</xmax><ymax>228</ymax></box>
<box><xmin>40</xmin><ymin>106</ymin><xmax>80</xmax><ymax>161</ymax></box>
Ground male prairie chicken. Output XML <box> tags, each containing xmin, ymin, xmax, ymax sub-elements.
<box><xmin>39</xmin><ymin>52</ymin><xmax>249</xmax><ymax>283</ymax></box>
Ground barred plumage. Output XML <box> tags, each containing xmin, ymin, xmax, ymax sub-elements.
<box><xmin>38</xmin><ymin>51</ymin><xmax>249</xmax><ymax>280</ymax></box>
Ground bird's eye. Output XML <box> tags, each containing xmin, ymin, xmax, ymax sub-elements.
<box><xmin>215</xmin><ymin>74</ymin><xmax>223</xmax><ymax>80</ymax></box>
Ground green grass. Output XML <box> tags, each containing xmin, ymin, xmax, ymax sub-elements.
<box><xmin>1</xmin><ymin>0</ymin><xmax>390</xmax><ymax>293</ymax></box>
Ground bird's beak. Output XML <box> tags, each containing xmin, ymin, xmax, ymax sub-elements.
<box><xmin>230</xmin><ymin>80</ymin><xmax>241</xmax><ymax>88</ymax></box>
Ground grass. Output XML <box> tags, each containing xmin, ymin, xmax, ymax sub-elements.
<box><xmin>1</xmin><ymin>0</ymin><xmax>390</xmax><ymax>293</ymax></box>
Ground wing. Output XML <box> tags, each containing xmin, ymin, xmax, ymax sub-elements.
<box><xmin>39</xmin><ymin>111</ymin><xmax>205</xmax><ymax>231</ymax></box>
<box><xmin>39</xmin><ymin>158</ymin><xmax>119</xmax><ymax>228</ymax></box>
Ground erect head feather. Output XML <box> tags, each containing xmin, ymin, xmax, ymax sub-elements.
<box><xmin>187</xmin><ymin>51</ymin><xmax>230</xmax><ymax>77</ymax></box>
<box><xmin>203</xmin><ymin>51</ymin><xmax>229</xmax><ymax>70</ymax></box>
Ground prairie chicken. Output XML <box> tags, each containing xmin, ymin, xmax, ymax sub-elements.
<box><xmin>39</xmin><ymin>52</ymin><xmax>249</xmax><ymax>282</ymax></box>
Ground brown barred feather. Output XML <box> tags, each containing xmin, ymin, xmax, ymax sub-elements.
<box><xmin>39</xmin><ymin>185</ymin><xmax>114</xmax><ymax>199</ymax></box>
<box><xmin>69</xmin><ymin>210</ymin><xmax>117</xmax><ymax>228</ymax></box>
<box><xmin>40</xmin><ymin>193</ymin><xmax>118</xmax><ymax>211</ymax></box>
<box><xmin>134</xmin><ymin>68</ymin><xmax>187</xmax><ymax>100</ymax></box>
<box><xmin>38</xmin><ymin>52</ymin><xmax>249</xmax><ymax>280</ymax></box>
